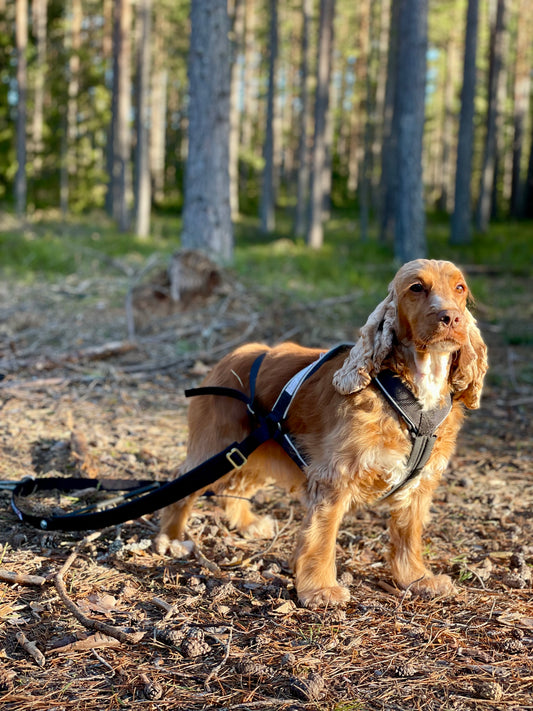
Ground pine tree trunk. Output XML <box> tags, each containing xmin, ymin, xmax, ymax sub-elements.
<box><xmin>134</xmin><ymin>0</ymin><xmax>152</xmax><ymax>238</ymax></box>
<box><xmin>229</xmin><ymin>0</ymin><xmax>245</xmax><ymax>218</ymax></box>
<box><xmin>393</xmin><ymin>0</ymin><xmax>428</xmax><ymax>262</ymax></box>
<box><xmin>359</xmin><ymin>0</ymin><xmax>372</xmax><ymax>242</ymax></box>
<box><xmin>524</xmin><ymin>118</ymin><xmax>533</xmax><ymax>219</ymax></box>
<box><xmin>476</xmin><ymin>0</ymin><xmax>506</xmax><ymax>232</ymax></box>
<box><xmin>451</xmin><ymin>0</ymin><xmax>479</xmax><ymax>244</ymax></box>
<box><xmin>509</xmin><ymin>0</ymin><xmax>531</xmax><ymax>217</ymax></box>
<box><xmin>294</xmin><ymin>0</ymin><xmax>312</xmax><ymax>237</ymax></box>
<box><xmin>115</xmin><ymin>0</ymin><xmax>132</xmax><ymax>231</ymax></box>
<box><xmin>437</xmin><ymin>22</ymin><xmax>460</xmax><ymax>213</ymax></box>
<box><xmin>373</xmin><ymin>0</ymin><xmax>391</xmax><ymax>213</ymax></box>
<box><xmin>60</xmin><ymin>0</ymin><xmax>81</xmax><ymax>215</ymax></box>
<box><xmin>15</xmin><ymin>0</ymin><xmax>27</xmax><ymax>218</ymax></box>
<box><xmin>31</xmin><ymin>0</ymin><xmax>47</xmax><ymax>175</ymax></box>
<box><xmin>240</xmin><ymin>0</ymin><xmax>257</xmax><ymax>154</ymax></box>
<box><xmin>149</xmin><ymin>26</ymin><xmax>167</xmax><ymax>205</ymax></box>
<box><xmin>260</xmin><ymin>0</ymin><xmax>278</xmax><ymax>234</ymax></box>
<box><xmin>308</xmin><ymin>0</ymin><xmax>335</xmax><ymax>249</ymax></box>
<box><xmin>378</xmin><ymin>0</ymin><xmax>399</xmax><ymax>243</ymax></box>
<box><xmin>182</xmin><ymin>0</ymin><xmax>233</xmax><ymax>262</ymax></box>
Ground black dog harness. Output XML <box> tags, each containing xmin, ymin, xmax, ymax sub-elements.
<box><xmin>6</xmin><ymin>345</ymin><xmax>452</xmax><ymax>531</ymax></box>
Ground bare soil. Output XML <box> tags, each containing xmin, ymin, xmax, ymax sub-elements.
<box><xmin>0</xmin><ymin>269</ymin><xmax>531</xmax><ymax>711</ymax></box>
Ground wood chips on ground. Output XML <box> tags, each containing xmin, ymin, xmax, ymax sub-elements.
<box><xmin>0</xmin><ymin>269</ymin><xmax>531</xmax><ymax>710</ymax></box>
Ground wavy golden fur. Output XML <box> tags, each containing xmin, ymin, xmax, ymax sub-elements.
<box><xmin>155</xmin><ymin>259</ymin><xmax>488</xmax><ymax>608</ymax></box>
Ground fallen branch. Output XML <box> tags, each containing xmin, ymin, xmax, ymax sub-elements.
<box><xmin>15</xmin><ymin>630</ymin><xmax>46</xmax><ymax>667</ymax></box>
<box><xmin>34</xmin><ymin>340</ymin><xmax>138</xmax><ymax>371</ymax></box>
<box><xmin>50</xmin><ymin>632</ymin><xmax>122</xmax><ymax>654</ymax></box>
<box><xmin>54</xmin><ymin>541</ymin><xmax>144</xmax><ymax>646</ymax></box>
<box><xmin>0</xmin><ymin>569</ymin><xmax>47</xmax><ymax>587</ymax></box>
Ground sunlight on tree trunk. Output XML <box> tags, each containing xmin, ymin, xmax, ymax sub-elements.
<box><xmin>260</xmin><ymin>0</ymin><xmax>278</xmax><ymax>234</ymax></box>
<box><xmin>476</xmin><ymin>0</ymin><xmax>506</xmax><ymax>233</ymax></box>
<box><xmin>134</xmin><ymin>0</ymin><xmax>152</xmax><ymax>238</ymax></box>
<box><xmin>182</xmin><ymin>0</ymin><xmax>233</xmax><ymax>262</ymax></box>
<box><xmin>60</xmin><ymin>0</ymin><xmax>81</xmax><ymax>215</ymax></box>
<box><xmin>229</xmin><ymin>0</ymin><xmax>245</xmax><ymax>219</ymax></box>
<box><xmin>393</xmin><ymin>0</ymin><xmax>428</xmax><ymax>261</ymax></box>
<box><xmin>308</xmin><ymin>0</ymin><xmax>335</xmax><ymax>249</ymax></box>
<box><xmin>451</xmin><ymin>0</ymin><xmax>479</xmax><ymax>245</ymax></box>
<box><xmin>15</xmin><ymin>0</ymin><xmax>27</xmax><ymax>218</ymax></box>
<box><xmin>31</xmin><ymin>0</ymin><xmax>47</xmax><ymax>175</ymax></box>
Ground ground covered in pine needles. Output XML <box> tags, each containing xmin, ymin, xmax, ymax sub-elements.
<box><xmin>0</xmin><ymin>262</ymin><xmax>531</xmax><ymax>711</ymax></box>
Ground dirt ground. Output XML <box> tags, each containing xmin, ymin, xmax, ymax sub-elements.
<box><xmin>0</xmin><ymin>267</ymin><xmax>531</xmax><ymax>711</ymax></box>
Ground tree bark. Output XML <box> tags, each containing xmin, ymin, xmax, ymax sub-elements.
<box><xmin>60</xmin><ymin>0</ymin><xmax>82</xmax><ymax>215</ymax></box>
<box><xmin>229</xmin><ymin>0</ymin><xmax>245</xmax><ymax>218</ymax></box>
<box><xmin>260</xmin><ymin>0</ymin><xmax>278</xmax><ymax>234</ymax></box>
<box><xmin>134</xmin><ymin>0</ymin><xmax>152</xmax><ymax>238</ymax></box>
<box><xmin>378</xmin><ymin>0</ymin><xmax>399</xmax><ymax>243</ymax></box>
<box><xmin>308</xmin><ymin>0</ymin><xmax>335</xmax><ymax>249</ymax></box>
<box><xmin>509</xmin><ymin>0</ymin><xmax>531</xmax><ymax>217</ymax></box>
<box><xmin>451</xmin><ymin>0</ymin><xmax>479</xmax><ymax>244</ymax></box>
<box><xmin>15</xmin><ymin>0</ymin><xmax>28</xmax><ymax>218</ymax></box>
<box><xmin>181</xmin><ymin>0</ymin><xmax>233</xmax><ymax>262</ymax></box>
<box><xmin>149</xmin><ymin>27</ymin><xmax>167</xmax><ymax>205</ymax></box>
<box><xmin>294</xmin><ymin>0</ymin><xmax>312</xmax><ymax>237</ymax></box>
<box><xmin>115</xmin><ymin>0</ymin><xmax>132</xmax><ymax>231</ymax></box>
<box><xmin>476</xmin><ymin>0</ymin><xmax>506</xmax><ymax>232</ymax></box>
<box><xmin>31</xmin><ymin>0</ymin><xmax>47</xmax><ymax>174</ymax></box>
<box><xmin>393</xmin><ymin>0</ymin><xmax>428</xmax><ymax>261</ymax></box>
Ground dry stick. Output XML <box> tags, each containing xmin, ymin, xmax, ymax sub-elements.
<box><xmin>204</xmin><ymin>623</ymin><xmax>233</xmax><ymax>690</ymax></box>
<box><xmin>0</xmin><ymin>569</ymin><xmax>47</xmax><ymax>587</ymax></box>
<box><xmin>15</xmin><ymin>630</ymin><xmax>46</xmax><ymax>667</ymax></box>
<box><xmin>54</xmin><ymin>535</ymin><xmax>143</xmax><ymax>646</ymax></box>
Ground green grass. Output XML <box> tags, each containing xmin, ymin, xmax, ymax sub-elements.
<box><xmin>1</xmin><ymin>208</ymin><xmax>531</xmax><ymax>313</ymax></box>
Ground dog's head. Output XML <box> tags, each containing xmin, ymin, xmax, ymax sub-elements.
<box><xmin>332</xmin><ymin>259</ymin><xmax>488</xmax><ymax>408</ymax></box>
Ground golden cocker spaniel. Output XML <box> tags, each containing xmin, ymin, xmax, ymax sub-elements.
<box><xmin>155</xmin><ymin>259</ymin><xmax>487</xmax><ymax>608</ymax></box>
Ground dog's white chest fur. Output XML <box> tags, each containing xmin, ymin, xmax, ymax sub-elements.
<box><xmin>413</xmin><ymin>351</ymin><xmax>451</xmax><ymax>410</ymax></box>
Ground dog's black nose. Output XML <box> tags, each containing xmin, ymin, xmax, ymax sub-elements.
<box><xmin>438</xmin><ymin>309</ymin><xmax>462</xmax><ymax>328</ymax></box>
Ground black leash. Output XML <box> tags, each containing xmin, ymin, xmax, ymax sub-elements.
<box><xmin>4</xmin><ymin>346</ymin><xmax>453</xmax><ymax>531</ymax></box>
<box><xmin>7</xmin><ymin>346</ymin><xmax>348</xmax><ymax>531</ymax></box>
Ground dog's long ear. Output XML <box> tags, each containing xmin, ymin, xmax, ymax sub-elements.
<box><xmin>333</xmin><ymin>288</ymin><xmax>397</xmax><ymax>394</ymax></box>
<box><xmin>451</xmin><ymin>309</ymin><xmax>488</xmax><ymax>409</ymax></box>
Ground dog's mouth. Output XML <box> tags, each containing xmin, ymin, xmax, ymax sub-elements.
<box><xmin>425</xmin><ymin>336</ymin><xmax>464</xmax><ymax>353</ymax></box>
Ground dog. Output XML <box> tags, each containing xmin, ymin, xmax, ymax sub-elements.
<box><xmin>155</xmin><ymin>259</ymin><xmax>487</xmax><ymax>608</ymax></box>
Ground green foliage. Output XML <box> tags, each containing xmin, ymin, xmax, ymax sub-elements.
<box><xmin>0</xmin><ymin>212</ymin><xmax>180</xmax><ymax>281</ymax></box>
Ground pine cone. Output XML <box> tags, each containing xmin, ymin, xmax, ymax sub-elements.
<box><xmin>154</xmin><ymin>627</ymin><xmax>186</xmax><ymax>647</ymax></box>
<box><xmin>393</xmin><ymin>662</ymin><xmax>417</xmax><ymax>678</ymax></box>
<box><xmin>181</xmin><ymin>627</ymin><xmax>211</xmax><ymax>658</ymax></box>
<box><xmin>500</xmin><ymin>638</ymin><xmax>524</xmax><ymax>654</ymax></box>
<box><xmin>140</xmin><ymin>675</ymin><xmax>163</xmax><ymax>700</ymax></box>
<box><xmin>473</xmin><ymin>681</ymin><xmax>503</xmax><ymax>701</ymax></box>
<box><xmin>289</xmin><ymin>672</ymin><xmax>325</xmax><ymax>701</ymax></box>
<box><xmin>236</xmin><ymin>658</ymin><xmax>270</xmax><ymax>676</ymax></box>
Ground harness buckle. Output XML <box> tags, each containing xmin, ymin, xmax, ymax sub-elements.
<box><xmin>226</xmin><ymin>447</ymin><xmax>247</xmax><ymax>469</ymax></box>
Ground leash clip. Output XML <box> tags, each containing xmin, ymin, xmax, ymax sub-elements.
<box><xmin>226</xmin><ymin>447</ymin><xmax>247</xmax><ymax>469</ymax></box>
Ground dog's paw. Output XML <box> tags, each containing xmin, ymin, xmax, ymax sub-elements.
<box><xmin>298</xmin><ymin>584</ymin><xmax>350</xmax><ymax>609</ymax></box>
<box><xmin>153</xmin><ymin>533</ymin><xmax>194</xmax><ymax>558</ymax></box>
<box><xmin>409</xmin><ymin>573</ymin><xmax>456</xmax><ymax>599</ymax></box>
<box><xmin>240</xmin><ymin>515</ymin><xmax>276</xmax><ymax>539</ymax></box>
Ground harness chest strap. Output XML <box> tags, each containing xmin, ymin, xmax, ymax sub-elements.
<box><xmin>373</xmin><ymin>369</ymin><xmax>453</xmax><ymax>500</ymax></box>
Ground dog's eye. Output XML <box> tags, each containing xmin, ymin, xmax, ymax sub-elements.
<box><xmin>409</xmin><ymin>283</ymin><xmax>424</xmax><ymax>293</ymax></box>
<box><xmin>456</xmin><ymin>284</ymin><xmax>466</xmax><ymax>293</ymax></box>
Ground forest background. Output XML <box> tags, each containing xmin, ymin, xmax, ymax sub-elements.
<box><xmin>2</xmin><ymin>0</ymin><xmax>533</xmax><ymax>270</ymax></box>
<box><xmin>0</xmin><ymin>2</ymin><xmax>533</xmax><ymax>709</ymax></box>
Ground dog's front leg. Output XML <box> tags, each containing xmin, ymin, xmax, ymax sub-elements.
<box><xmin>293</xmin><ymin>488</ymin><xmax>351</xmax><ymax>609</ymax></box>
<box><xmin>388</xmin><ymin>484</ymin><xmax>456</xmax><ymax>598</ymax></box>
